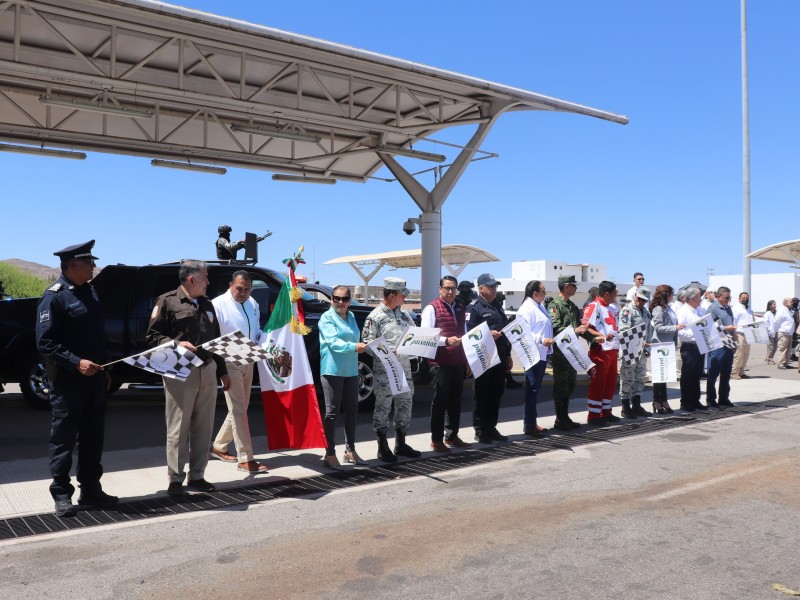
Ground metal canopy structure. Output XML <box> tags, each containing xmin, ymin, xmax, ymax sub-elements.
<box><xmin>746</xmin><ymin>240</ymin><xmax>800</xmax><ymax>266</ymax></box>
<box><xmin>326</xmin><ymin>244</ymin><xmax>500</xmax><ymax>300</ymax></box>
<box><xmin>0</xmin><ymin>0</ymin><xmax>629</xmax><ymax>304</ymax></box>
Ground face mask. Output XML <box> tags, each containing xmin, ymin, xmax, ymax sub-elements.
<box><xmin>741</xmin><ymin>299</ymin><xmax>749</xmax><ymax>308</ymax></box>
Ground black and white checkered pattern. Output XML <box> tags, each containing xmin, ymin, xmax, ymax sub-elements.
<box><xmin>201</xmin><ymin>330</ymin><xmax>270</xmax><ymax>366</ymax></box>
<box><xmin>123</xmin><ymin>342</ymin><xmax>203</xmax><ymax>381</ymax></box>
<box><xmin>716</xmin><ymin>322</ymin><xmax>739</xmax><ymax>350</ymax></box>
<box><xmin>619</xmin><ymin>322</ymin><xmax>647</xmax><ymax>366</ymax></box>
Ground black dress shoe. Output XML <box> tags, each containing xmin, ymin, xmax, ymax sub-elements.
<box><xmin>490</xmin><ymin>430</ymin><xmax>509</xmax><ymax>442</ymax></box>
<box><xmin>473</xmin><ymin>434</ymin><xmax>494</xmax><ymax>444</ymax></box>
<box><xmin>187</xmin><ymin>479</ymin><xmax>216</xmax><ymax>493</ymax></box>
<box><xmin>167</xmin><ymin>482</ymin><xmax>184</xmax><ymax>497</ymax></box>
<box><xmin>695</xmin><ymin>403</ymin><xmax>708</xmax><ymax>411</ymax></box>
<box><xmin>717</xmin><ymin>399</ymin><xmax>734</xmax><ymax>408</ymax></box>
<box><xmin>54</xmin><ymin>498</ymin><xmax>77</xmax><ymax>518</ymax></box>
<box><xmin>77</xmin><ymin>490</ymin><xmax>119</xmax><ymax>508</ymax></box>
<box><xmin>680</xmin><ymin>404</ymin><xmax>696</xmax><ymax>412</ymax></box>
<box><xmin>705</xmin><ymin>399</ymin><xmax>719</xmax><ymax>408</ymax></box>
<box><xmin>603</xmin><ymin>413</ymin><xmax>621</xmax><ymax>423</ymax></box>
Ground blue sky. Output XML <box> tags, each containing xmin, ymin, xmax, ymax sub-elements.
<box><xmin>3</xmin><ymin>1</ymin><xmax>798</xmax><ymax>291</ymax></box>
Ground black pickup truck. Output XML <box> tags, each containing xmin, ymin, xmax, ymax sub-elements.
<box><xmin>0</xmin><ymin>262</ymin><xmax>376</xmax><ymax>409</ymax></box>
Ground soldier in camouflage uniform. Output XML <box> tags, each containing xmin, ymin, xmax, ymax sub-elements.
<box><xmin>361</xmin><ymin>277</ymin><xmax>421</xmax><ymax>463</ymax></box>
<box><xmin>548</xmin><ymin>275</ymin><xmax>591</xmax><ymax>430</ymax></box>
<box><xmin>618</xmin><ymin>286</ymin><xmax>653</xmax><ymax>418</ymax></box>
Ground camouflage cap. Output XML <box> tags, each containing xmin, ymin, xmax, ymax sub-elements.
<box><xmin>384</xmin><ymin>277</ymin><xmax>410</xmax><ymax>295</ymax></box>
<box><xmin>558</xmin><ymin>275</ymin><xmax>577</xmax><ymax>285</ymax></box>
<box><xmin>635</xmin><ymin>286</ymin><xmax>652</xmax><ymax>301</ymax></box>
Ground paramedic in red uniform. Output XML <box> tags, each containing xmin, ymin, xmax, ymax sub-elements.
<box><xmin>582</xmin><ymin>281</ymin><xmax>622</xmax><ymax>425</ymax></box>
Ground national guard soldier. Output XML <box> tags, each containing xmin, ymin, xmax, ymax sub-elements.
<box><xmin>548</xmin><ymin>275</ymin><xmax>589</xmax><ymax>430</ymax></box>
<box><xmin>36</xmin><ymin>240</ymin><xmax>118</xmax><ymax>517</ymax></box>
<box><xmin>361</xmin><ymin>277</ymin><xmax>421</xmax><ymax>463</ymax></box>
<box><xmin>216</xmin><ymin>225</ymin><xmax>245</xmax><ymax>260</ymax></box>
<box><xmin>618</xmin><ymin>286</ymin><xmax>653</xmax><ymax>418</ymax></box>
<box><xmin>465</xmin><ymin>273</ymin><xmax>512</xmax><ymax>444</ymax></box>
<box><xmin>454</xmin><ymin>280</ymin><xmax>476</xmax><ymax>311</ymax></box>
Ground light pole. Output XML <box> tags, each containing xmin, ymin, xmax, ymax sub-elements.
<box><xmin>741</xmin><ymin>0</ymin><xmax>751</xmax><ymax>295</ymax></box>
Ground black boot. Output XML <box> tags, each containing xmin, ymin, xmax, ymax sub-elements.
<box><xmin>394</xmin><ymin>429</ymin><xmax>422</xmax><ymax>458</ymax></box>
<box><xmin>376</xmin><ymin>430</ymin><xmax>397</xmax><ymax>463</ymax></box>
<box><xmin>632</xmin><ymin>395</ymin><xmax>651</xmax><ymax>417</ymax></box>
<box><xmin>553</xmin><ymin>404</ymin><xmax>572</xmax><ymax>431</ymax></box>
<box><xmin>621</xmin><ymin>398</ymin><xmax>635</xmax><ymax>419</ymax></box>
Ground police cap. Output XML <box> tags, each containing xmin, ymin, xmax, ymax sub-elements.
<box><xmin>218</xmin><ymin>224</ymin><xmax>232</xmax><ymax>234</ymax></box>
<box><xmin>53</xmin><ymin>240</ymin><xmax>98</xmax><ymax>261</ymax></box>
<box><xmin>477</xmin><ymin>273</ymin><xmax>500</xmax><ymax>287</ymax></box>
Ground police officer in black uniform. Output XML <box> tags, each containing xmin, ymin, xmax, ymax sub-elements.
<box><xmin>36</xmin><ymin>240</ymin><xmax>117</xmax><ymax>517</ymax></box>
<box><xmin>465</xmin><ymin>273</ymin><xmax>513</xmax><ymax>444</ymax></box>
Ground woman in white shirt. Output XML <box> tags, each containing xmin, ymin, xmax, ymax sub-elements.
<box><xmin>516</xmin><ymin>280</ymin><xmax>554</xmax><ymax>437</ymax></box>
<box><xmin>764</xmin><ymin>300</ymin><xmax>777</xmax><ymax>364</ymax></box>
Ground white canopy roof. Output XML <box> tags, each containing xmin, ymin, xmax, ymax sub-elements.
<box><xmin>0</xmin><ymin>0</ymin><xmax>628</xmax><ymax>179</ymax></box>
<box><xmin>746</xmin><ymin>240</ymin><xmax>800</xmax><ymax>265</ymax></box>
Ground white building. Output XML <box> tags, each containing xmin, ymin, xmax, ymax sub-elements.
<box><xmin>499</xmin><ymin>260</ymin><xmax>608</xmax><ymax>312</ymax></box>
<box><xmin>708</xmin><ymin>272</ymin><xmax>800</xmax><ymax>316</ymax></box>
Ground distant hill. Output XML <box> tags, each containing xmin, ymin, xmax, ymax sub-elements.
<box><xmin>2</xmin><ymin>259</ymin><xmax>61</xmax><ymax>281</ymax></box>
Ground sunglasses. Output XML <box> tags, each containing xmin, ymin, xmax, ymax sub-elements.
<box><xmin>332</xmin><ymin>295</ymin><xmax>351</xmax><ymax>303</ymax></box>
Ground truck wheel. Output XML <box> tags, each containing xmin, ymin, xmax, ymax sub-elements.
<box><xmin>20</xmin><ymin>355</ymin><xmax>52</xmax><ymax>410</ymax></box>
<box><xmin>357</xmin><ymin>358</ymin><xmax>375</xmax><ymax>411</ymax></box>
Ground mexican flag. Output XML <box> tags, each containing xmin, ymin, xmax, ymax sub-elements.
<box><xmin>257</xmin><ymin>277</ymin><xmax>326</xmax><ymax>450</ymax></box>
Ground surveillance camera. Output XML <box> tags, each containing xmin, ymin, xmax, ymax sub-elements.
<box><xmin>402</xmin><ymin>219</ymin><xmax>416</xmax><ymax>235</ymax></box>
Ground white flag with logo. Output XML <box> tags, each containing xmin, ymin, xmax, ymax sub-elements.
<box><xmin>554</xmin><ymin>326</ymin><xmax>595</xmax><ymax>373</ymax></box>
<box><xmin>462</xmin><ymin>321</ymin><xmax>501</xmax><ymax>378</ymax></box>
<box><xmin>367</xmin><ymin>336</ymin><xmax>410</xmax><ymax>395</ymax></box>
<box><xmin>649</xmin><ymin>342</ymin><xmax>677</xmax><ymax>383</ymax></box>
<box><xmin>687</xmin><ymin>313</ymin><xmax>722</xmax><ymax>354</ymax></box>
<box><xmin>394</xmin><ymin>326</ymin><xmax>441</xmax><ymax>360</ymax></box>
<box><xmin>740</xmin><ymin>320</ymin><xmax>768</xmax><ymax>345</ymax></box>
<box><xmin>122</xmin><ymin>341</ymin><xmax>203</xmax><ymax>381</ymax></box>
<box><xmin>501</xmin><ymin>319</ymin><xmax>539</xmax><ymax>372</ymax></box>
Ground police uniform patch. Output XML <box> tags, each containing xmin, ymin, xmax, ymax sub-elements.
<box><xmin>151</xmin><ymin>305</ymin><xmax>159</xmax><ymax>320</ymax></box>
<box><xmin>48</xmin><ymin>282</ymin><xmax>62</xmax><ymax>292</ymax></box>
<box><xmin>39</xmin><ymin>310</ymin><xmax>50</xmax><ymax>323</ymax></box>
<box><xmin>206</xmin><ymin>311</ymin><xmax>214</xmax><ymax>323</ymax></box>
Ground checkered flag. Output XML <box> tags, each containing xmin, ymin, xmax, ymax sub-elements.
<box><xmin>619</xmin><ymin>322</ymin><xmax>647</xmax><ymax>366</ymax></box>
<box><xmin>200</xmin><ymin>330</ymin><xmax>270</xmax><ymax>366</ymax></box>
<box><xmin>122</xmin><ymin>341</ymin><xmax>203</xmax><ymax>381</ymax></box>
<box><xmin>716</xmin><ymin>321</ymin><xmax>739</xmax><ymax>350</ymax></box>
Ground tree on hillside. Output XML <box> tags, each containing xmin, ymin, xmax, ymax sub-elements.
<box><xmin>0</xmin><ymin>262</ymin><xmax>51</xmax><ymax>298</ymax></box>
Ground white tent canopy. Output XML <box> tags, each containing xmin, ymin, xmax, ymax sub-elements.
<box><xmin>747</xmin><ymin>240</ymin><xmax>800</xmax><ymax>265</ymax></box>
<box><xmin>326</xmin><ymin>245</ymin><xmax>499</xmax><ymax>298</ymax></box>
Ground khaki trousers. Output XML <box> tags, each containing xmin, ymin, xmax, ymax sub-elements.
<box><xmin>775</xmin><ymin>333</ymin><xmax>793</xmax><ymax>367</ymax></box>
<box><xmin>212</xmin><ymin>363</ymin><xmax>255</xmax><ymax>462</ymax></box>
<box><xmin>164</xmin><ymin>362</ymin><xmax>218</xmax><ymax>483</ymax></box>
<box><xmin>732</xmin><ymin>333</ymin><xmax>750</xmax><ymax>376</ymax></box>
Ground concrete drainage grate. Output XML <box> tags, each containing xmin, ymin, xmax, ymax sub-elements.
<box><xmin>2</xmin><ymin>396</ymin><xmax>798</xmax><ymax>542</ymax></box>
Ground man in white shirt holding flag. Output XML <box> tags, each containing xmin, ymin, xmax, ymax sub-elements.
<box><xmin>209</xmin><ymin>271</ymin><xmax>268</xmax><ymax>474</ymax></box>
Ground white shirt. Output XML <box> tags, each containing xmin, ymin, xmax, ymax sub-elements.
<box><xmin>764</xmin><ymin>310</ymin><xmax>776</xmax><ymax>337</ymax></box>
<box><xmin>774</xmin><ymin>306</ymin><xmax>795</xmax><ymax>336</ymax></box>
<box><xmin>421</xmin><ymin>300</ymin><xmax>465</xmax><ymax>346</ymax></box>
<box><xmin>670</xmin><ymin>300</ymin><xmax>684</xmax><ymax>315</ymax></box>
<box><xmin>700</xmin><ymin>298</ymin><xmax>712</xmax><ymax>311</ymax></box>
<box><xmin>516</xmin><ymin>297</ymin><xmax>553</xmax><ymax>360</ymax></box>
<box><xmin>677</xmin><ymin>303</ymin><xmax>701</xmax><ymax>343</ymax></box>
<box><xmin>626</xmin><ymin>286</ymin><xmax>639</xmax><ymax>302</ymax></box>
<box><xmin>212</xmin><ymin>290</ymin><xmax>261</xmax><ymax>342</ymax></box>
<box><xmin>732</xmin><ymin>302</ymin><xmax>754</xmax><ymax>327</ymax></box>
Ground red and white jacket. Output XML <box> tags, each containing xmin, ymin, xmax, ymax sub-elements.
<box><xmin>582</xmin><ymin>298</ymin><xmax>619</xmax><ymax>351</ymax></box>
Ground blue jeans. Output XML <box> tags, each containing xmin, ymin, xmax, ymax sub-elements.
<box><xmin>523</xmin><ymin>360</ymin><xmax>547</xmax><ymax>430</ymax></box>
<box><xmin>706</xmin><ymin>347</ymin><xmax>734</xmax><ymax>403</ymax></box>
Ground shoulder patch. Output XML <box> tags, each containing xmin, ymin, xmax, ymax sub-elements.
<box><xmin>39</xmin><ymin>310</ymin><xmax>50</xmax><ymax>323</ymax></box>
<box><xmin>151</xmin><ymin>305</ymin><xmax>159</xmax><ymax>320</ymax></box>
<box><xmin>48</xmin><ymin>282</ymin><xmax>62</xmax><ymax>292</ymax></box>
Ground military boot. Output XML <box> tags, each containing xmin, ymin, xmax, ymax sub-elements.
<box><xmin>394</xmin><ymin>429</ymin><xmax>422</xmax><ymax>458</ymax></box>
<box><xmin>632</xmin><ymin>395</ymin><xmax>651</xmax><ymax>417</ymax></box>
<box><xmin>553</xmin><ymin>404</ymin><xmax>572</xmax><ymax>431</ymax></box>
<box><xmin>376</xmin><ymin>430</ymin><xmax>397</xmax><ymax>463</ymax></box>
<box><xmin>621</xmin><ymin>398</ymin><xmax>635</xmax><ymax>419</ymax></box>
